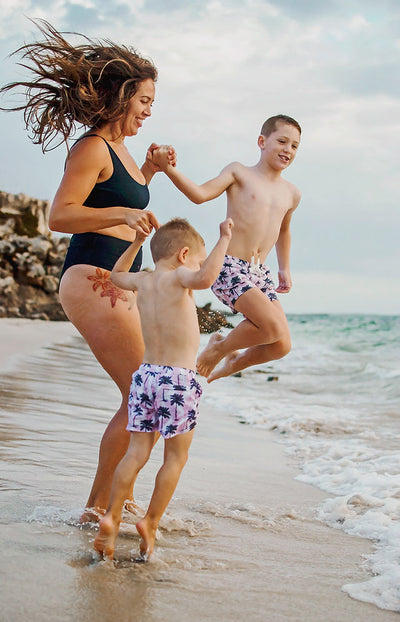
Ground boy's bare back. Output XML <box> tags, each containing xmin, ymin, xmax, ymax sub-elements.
<box><xmin>110</xmin><ymin>217</ymin><xmax>233</xmax><ymax>372</ymax></box>
<box><xmin>133</xmin><ymin>268</ymin><xmax>202</xmax><ymax>370</ymax></box>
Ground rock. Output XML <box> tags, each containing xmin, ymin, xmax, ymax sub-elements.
<box><xmin>196</xmin><ymin>302</ymin><xmax>233</xmax><ymax>334</ymax></box>
<box><xmin>0</xmin><ymin>190</ymin><xmax>67</xmax><ymax>320</ymax></box>
<box><xmin>42</xmin><ymin>275</ymin><xmax>59</xmax><ymax>293</ymax></box>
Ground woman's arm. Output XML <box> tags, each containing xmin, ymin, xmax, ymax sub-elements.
<box><xmin>49</xmin><ymin>137</ymin><xmax>159</xmax><ymax>234</ymax></box>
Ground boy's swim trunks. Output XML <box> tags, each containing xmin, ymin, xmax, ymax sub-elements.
<box><xmin>211</xmin><ymin>254</ymin><xmax>278</xmax><ymax>313</ymax></box>
<box><xmin>127</xmin><ymin>364</ymin><xmax>202</xmax><ymax>439</ymax></box>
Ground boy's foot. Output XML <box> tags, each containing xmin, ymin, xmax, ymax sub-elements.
<box><xmin>94</xmin><ymin>515</ymin><xmax>119</xmax><ymax>560</ymax></box>
<box><xmin>136</xmin><ymin>518</ymin><xmax>157</xmax><ymax>560</ymax></box>
<box><xmin>207</xmin><ymin>351</ymin><xmax>240</xmax><ymax>383</ymax></box>
<box><xmin>196</xmin><ymin>333</ymin><xmax>225</xmax><ymax>377</ymax></box>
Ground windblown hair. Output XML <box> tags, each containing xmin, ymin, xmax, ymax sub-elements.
<box><xmin>0</xmin><ymin>19</ymin><xmax>157</xmax><ymax>151</ymax></box>
<box><xmin>261</xmin><ymin>114</ymin><xmax>301</xmax><ymax>138</ymax></box>
<box><xmin>150</xmin><ymin>218</ymin><xmax>205</xmax><ymax>263</ymax></box>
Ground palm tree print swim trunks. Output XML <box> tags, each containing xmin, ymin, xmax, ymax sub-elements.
<box><xmin>211</xmin><ymin>254</ymin><xmax>278</xmax><ymax>313</ymax></box>
<box><xmin>127</xmin><ymin>364</ymin><xmax>203</xmax><ymax>438</ymax></box>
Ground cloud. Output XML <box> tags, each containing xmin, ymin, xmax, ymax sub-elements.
<box><xmin>0</xmin><ymin>0</ymin><xmax>399</xmax><ymax>313</ymax></box>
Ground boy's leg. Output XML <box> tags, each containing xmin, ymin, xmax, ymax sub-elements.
<box><xmin>136</xmin><ymin>429</ymin><xmax>195</xmax><ymax>559</ymax></box>
<box><xmin>197</xmin><ymin>287</ymin><xmax>290</xmax><ymax>379</ymax></box>
<box><xmin>94</xmin><ymin>431</ymin><xmax>155</xmax><ymax>559</ymax></box>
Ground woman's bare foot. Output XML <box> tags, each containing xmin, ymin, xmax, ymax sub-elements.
<box><xmin>196</xmin><ymin>333</ymin><xmax>225</xmax><ymax>377</ymax></box>
<box><xmin>94</xmin><ymin>514</ymin><xmax>119</xmax><ymax>560</ymax></box>
<box><xmin>207</xmin><ymin>351</ymin><xmax>241</xmax><ymax>383</ymax></box>
<box><xmin>123</xmin><ymin>499</ymin><xmax>145</xmax><ymax>521</ymax></box>
<box><xmin>136</xmin><ymin>517</ymin><xmax>157</xmax><ymax>560</ymax></box>
<box><xmin>80</xmin><ymin>506</ymin><xmax>106</xmax><ymax>524</ymax></box>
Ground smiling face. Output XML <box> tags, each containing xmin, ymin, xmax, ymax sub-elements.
<box><xmin>121</xmin><ymin>78</ymin><xmax>155</xmax><ymax>136</ymax></box>
<box><xmin>259</xmin><ymin>122</ymin><xmax>300</xmax><ymax>170</ymax></box>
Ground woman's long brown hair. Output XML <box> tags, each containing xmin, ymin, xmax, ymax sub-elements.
<box><xmin>0</xmin><ymin>20</ymin><xmax>157</xmax><ymax>151</ymax></box>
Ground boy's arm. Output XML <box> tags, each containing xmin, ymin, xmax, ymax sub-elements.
<box><xmin>275</xmin><ymin>189</ymin><xmax>301</xmax><ymax>293</ymax></box>
<box><xmin>110</xmin><ymin>232</ymin><xmax>147</xmax><ymax>291</ymax></box>
<box><xmin>177</xmin><ymin>219</ymin><xmax>233</xmax><ymax>290</ymax></box>
<box><xmin>152</xmin><ymin>147</ymin><xmax>237</xmax><ymax>204</ymax></box>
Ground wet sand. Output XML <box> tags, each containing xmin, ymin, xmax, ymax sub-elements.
<box><xmin>0</xmin><ymin>319</ymin><xmax>398</xmax><ymax>622</ymax></box>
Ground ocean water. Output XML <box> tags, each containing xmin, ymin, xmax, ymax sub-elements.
<box><xmin>202</xmin><ymin>314</ymin><xmax>400</xmax><ymax>612</ymax></box>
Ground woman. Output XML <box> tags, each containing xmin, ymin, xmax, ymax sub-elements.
<box><xmin>2</xmin><ymin>20</ymin><xmax>174</xmax><ymax>520</ymax></box>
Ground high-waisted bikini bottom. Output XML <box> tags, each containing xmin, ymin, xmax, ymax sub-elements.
<box><xmin>60</xmin><ymin>232</ymin><xmax>142</xmax><ymax>278</ymax></box>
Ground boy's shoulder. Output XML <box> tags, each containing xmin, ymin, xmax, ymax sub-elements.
<box><xmin>285</xmin><ymin>178</ymin><xmax>301</xmax><ymax>199</ymax></box>
<box><xmin>222</xmin><ymin>161</ymin><xmax>253</xmax><ymax>181</ymax></box>
<box><xmin>281</xmin><ymin>178</ymin><xmax>301</xmax><ymax>209</ymax></box>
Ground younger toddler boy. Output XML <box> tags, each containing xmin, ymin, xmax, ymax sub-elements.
<box><xmin>94</xmin><ymin>216</ymin><xmax>233</xmax><ymax>560</ymax></box>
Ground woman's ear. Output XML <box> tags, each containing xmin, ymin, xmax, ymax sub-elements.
<box><xmin>177</xmin><ymin>246</ymin><xmax>190</xmax><ymax>264</ymax></box>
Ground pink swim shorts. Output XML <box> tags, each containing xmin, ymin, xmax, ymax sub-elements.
<box><xmin>211</xmin><ymin>254</ymin><xmax>278</xmax><ymax>313</ymax></box>
<box><xmin>127</xmin><ymin>363</ymin><xmax>202</xmax><ymax>439</ymax></box>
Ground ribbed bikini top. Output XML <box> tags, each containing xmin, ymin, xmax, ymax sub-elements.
<box><xmin>77</xmin><ymin>134</ymin><xmax>150</xmax><ymax>210</ymax></box>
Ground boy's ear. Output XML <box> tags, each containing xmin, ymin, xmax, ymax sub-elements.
<box><xmin>258</xmin><ymin>134</ymin><xmax>265</xmax><ymax>149</ymax></box>
<box><xmin>177</xmin><ymin>246</ymin><xmax>190</xmax><ymax>264</ymax></box>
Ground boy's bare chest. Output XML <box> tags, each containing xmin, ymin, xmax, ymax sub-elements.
<box><xmin>228</xmin><ymin>184</ymin><xmax>291</xmax><ymax>225</ymax></box>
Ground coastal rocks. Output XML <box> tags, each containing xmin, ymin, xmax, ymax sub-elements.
<box><xmin>0</xmin><ymin>190</ymin><xmax>231</xmax><ymax>331</ymax></box>
<box><xmin>196</xmin><ymin>302</ymin><xmax>233</xmax><ymax>334</ymax></box>
<box><xmin>0</xmin><ymin>191</ymin><xmax>69</xmax><ymax>320</ymax></box>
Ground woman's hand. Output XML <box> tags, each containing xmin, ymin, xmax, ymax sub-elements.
<box><xmin>125</xmin><ymin>208</ymin><xmax>160</xmax><ymax>234</ymax></box>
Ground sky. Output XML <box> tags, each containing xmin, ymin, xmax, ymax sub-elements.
<box><xmin>0</xmin><ymin>0</ymin><xmax>399</xmax><ymax>315</ymax></box>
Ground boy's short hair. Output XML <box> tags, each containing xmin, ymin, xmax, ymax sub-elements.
<box><xmin>261</xmin><ymin>115</ymin><xmax>301</xmax><ymax>138</ymax></box>
<box><xmin>150</xmin><ymin>218</ymin><xmax>205</xmax><ymax>262</ymax></box>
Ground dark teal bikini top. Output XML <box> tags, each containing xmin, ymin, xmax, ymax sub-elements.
<box><xmin>78</xmin><ymin>134</ymin><xmax>150</xmax><ymax>210</ymax></box>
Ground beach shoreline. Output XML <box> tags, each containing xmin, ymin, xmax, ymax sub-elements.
<box><xmin>0</xmin><ymin>318</ymin><xmax>398</xmax><ymax>621</ymax></box>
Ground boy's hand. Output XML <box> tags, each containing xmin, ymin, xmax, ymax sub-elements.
<box><xmin>134</xmin><ymin>229</ymin><xmax>149</xmax><ymax>245</ymax></box>
<box><xmin>125</xmin><ymin>208</ymin><xmax>160</xmax><ymax>234</ymax></box>
<box><xmin>219</xmin><ymin>217</ymin><xmax>234</xmax><ymax>239</ymax></box>
<box><xmin>276</xmin><ymin>270</ymin><xmax>292</xmax><ymax>293</ymax></box>
<box><xmin>147</xmin><ymin>144</ymin><xmax>177</xmax><ymax>173</ymax></box>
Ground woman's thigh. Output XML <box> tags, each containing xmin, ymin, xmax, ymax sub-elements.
<box><xmin>59</xmin><ymin>265</ymin><xmax>145</xmax><ymax>396</ymax></box>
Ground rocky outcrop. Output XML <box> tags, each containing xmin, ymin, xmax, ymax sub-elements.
<box><xmin>0</xmin><ymin>191</ymin><xmax>69</xmax><ymax>320</ymax></box>
<box><xmin>196</xmin><ymin>302</ymin><xmax>232</xmax><ymax>333</ymax></box>
<box><xmin>0</xmin><ymin>191</ymin><xmax>232</xmax><ymax>331</ymax></box>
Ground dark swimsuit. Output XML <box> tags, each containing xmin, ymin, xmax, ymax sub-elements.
<box><xmin>60</xmin><ymin>135</ymin><xmax>150</xmax><ymax>278</ymax></box>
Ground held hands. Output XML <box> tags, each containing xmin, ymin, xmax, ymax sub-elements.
<box><xmin>125</xmin><ymin>208</ymin><xmax>160</xmax><ymax>235</ymax></box>
<box><xmin>134</xmin><ymin>229</ymin><xmax>149</xmax><ymax>245</ymax></box>
<box><xmin>146</xmin><ymin>143</ymin><xmax>177</xmax><ymax>173</ymax></box>
<box><xmin>276</xmin><ymin>270</ymin><xmax>292</xmax><ymax>293</ymax></box>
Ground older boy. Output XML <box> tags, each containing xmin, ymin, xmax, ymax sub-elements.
<box><xmin>94</xmin><ymin>217</ymin><xmax>233</xmax><ymax>560</ymax></box>
<box><xmin>152</xmin><ymin>115</ymin><xmax>301</xmax><ymax>382</ymax></box>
